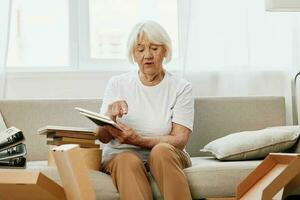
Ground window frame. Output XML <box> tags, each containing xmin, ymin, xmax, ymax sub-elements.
<box><xmin>7</xmin><ymin>0</ymin><xmax>186</xmax><ymax>72</ymax></box>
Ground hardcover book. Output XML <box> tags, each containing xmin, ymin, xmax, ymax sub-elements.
<box><xmin>38</xmin><ymin>125</ymin><xmax>94</xmax><ymax>135</ymax></box>
<box><xmin>0</xmin><ymin>127</ymin><xmax>26</xmax><ymax>168</ymax></box>
<box><xmin>0</xmin><ymin>143</ymin><xmax>26</xmax><ymax>161</ymax></box>
<box><xmin>0</xmin><ymin>127</ymin><xmax>24</xmax><ymax>151</ymax></box>
<box><xmin>75</xmin><ymin>107</ymin><xmax>121</xmax><ymax>130</ymax></box>
<box><xmin>0</xmin><ymin>156</ymin><xmax>26</xmax><ymax>168</ymax></box>
<box><xmin>38</xmin><ymin>125</ymin><xmax>96</xmax><ymax>140</ymax></box>
<box><xmin>51</xmin><ymin>137</ymin><xmax>97</xmax><ymax>144</ymax></box>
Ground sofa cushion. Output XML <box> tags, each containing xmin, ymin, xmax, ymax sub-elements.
<box><xmin>187</xmin><ymin>97</ymin><xmax>286</xmax><ymax>157</ymax></box>
<box><xmin>200</xmin><ymin>128</ymin><xmax>300</xmax><ymax>160</ymax></box>
<box><xmin>265</xmin><ymin>126</ymin><xmax>300</xmax><ymax>153</ymax></box>
<box><xmin>27</xmin><ymin>158</ymin><xmax>261</xmax><ymax>200</ymax></box>
<box><xmin>0</xmin><ymin>99</ymin><xmax>102</xmax><ymax>161</ymax></box>
<box><xmin>26</xmin><ymin>161</ymin><xmax>165</xmax><ymax>200</ymax></box>
<box><xmin>186</xmin><ymin>157</ymin><xmax>261</xmax><ymax>199</ymax></box>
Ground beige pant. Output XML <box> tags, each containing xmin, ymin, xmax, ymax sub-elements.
<box><xmin>102</xmin><ymin>143</ymin><xmax>192</xmax><ymax>200</ymax></box>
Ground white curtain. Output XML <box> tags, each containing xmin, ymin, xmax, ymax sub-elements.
<box><xmin>182</xmin><ymin>0</ymin><xmax>300</xmax><ymax>124</ymax></box>
<box><xmin>0</xmin><ymin>0</ymin><xmax>12</xmax><ymax>98</ymax></box>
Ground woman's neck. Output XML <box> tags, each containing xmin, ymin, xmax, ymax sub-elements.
<box><xmin>139</xmin><ymin>70</ymin><xmax>165</xmax><ymax>86</ymax></box>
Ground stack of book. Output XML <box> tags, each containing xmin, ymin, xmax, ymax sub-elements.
<box><xmin>0</xmin><ymin>127</ymin><xmax>26</xmax><ymax>168</ymax></box>
<box><xmin>38</xmin><ymin>125</ymin><xmax>99</xmax><ymax>149</ymax></box>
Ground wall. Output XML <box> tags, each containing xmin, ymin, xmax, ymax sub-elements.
<box><xmin>5</xmin><ymin>71</ymin><xmax>120</xmax><ymax>99</ymax></box>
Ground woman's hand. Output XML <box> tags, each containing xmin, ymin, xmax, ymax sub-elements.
<box><xmin>104</xmin><ymin>122</ymin><xmax>140</xmax><ymax>145</ymax></box>
<box><xmin>106</xmin><ymin>100</ymin><xmax>128</xmax><ymax>121</ymax></box>
<box><xmin>102</xmin><ymin>122</ymin><xmax>191</xmax><ymax>150</ymax></box>
<box><xmin>94</xmin><ymin>126</ymin><xmax>113</xmax><ymax>143</ymax></box>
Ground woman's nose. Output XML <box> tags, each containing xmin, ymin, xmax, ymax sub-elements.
<box><xmin>144</xmin><ymin>49</ymin><xmax>153</xmax><ymax>59</ymax></box>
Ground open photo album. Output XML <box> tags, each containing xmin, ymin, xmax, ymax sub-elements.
<box><xmin>75</xmin><ymin>107</ymin><xmax>121</xmax><ymax>130</ymax></box>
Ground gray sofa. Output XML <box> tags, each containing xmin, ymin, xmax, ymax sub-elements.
<box><xmin>0</xmin><ymin>96</ymin><xmax>290</xmax><ymax>199</ymax></box>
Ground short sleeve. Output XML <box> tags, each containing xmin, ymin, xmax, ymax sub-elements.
<box><xmin>100</xmin><ymin>77</ymin><xmax>118</xmax><ymax>115</ymax></box>
<box><xmin>172</xmin><ymin>82</ymin><xmax>194</xmax><ymax>131</ymax></box>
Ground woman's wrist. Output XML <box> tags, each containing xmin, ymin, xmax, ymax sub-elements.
<box><xmin>134</xmin><ymin>135</ymin><xmax>155</xmax><ymax>149</ymax></box>
<box><xmin>105</xmin><ymin>111</ymin><xmax>116</xmax><ymax>122</ymax></box>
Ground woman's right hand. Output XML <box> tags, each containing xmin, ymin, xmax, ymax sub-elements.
<box><xmin>94</xmin><ymin>126</ymin><xmax>113</xmax><ymax>143</ymax></box>
<box><xmin>106</xmin><ymin>100</ymin><xmax>128</xmax><ymax>121</ymax></box>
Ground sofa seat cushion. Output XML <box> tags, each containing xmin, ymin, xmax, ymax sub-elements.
<box><xmin>26</xmin><ymin>161</ymin><xmax>166</xmax><ymax>200</ymax></box>
<box><xmin>186</xmin><ymin>157</ymin><xmax>262</xmax><ymax>199</ymax></box>
<box><xmin>27</xmin><ymin>158</ymin><xmax>262</xmax><ymax>200</ymax></box>
<box><xmin>26</xmin><ymin>161</ymin><xmax>119</xmax><ymax>200</ymax></box>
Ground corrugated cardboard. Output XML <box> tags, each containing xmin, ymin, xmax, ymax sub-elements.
<box><xmin>48</xmin><ymin>145</ymin><xmax>102</xmax><ymax>170</ymax></box>
<box><xmin>236</xmin><ymin>153</ymin><xmax>300</xmax><ymax>200</ymax></box>
<box><xmin>0</xmin><ymin>170</ymin><xmax>66</xmax><ymax>200</ymax></box>
<box><xmin>52</xmin><ymin>144</ymin><xmax>96</xmax><ymax>200</ymax></box>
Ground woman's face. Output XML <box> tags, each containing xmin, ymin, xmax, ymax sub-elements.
<box><xmin>133</xmin><ymin>34</ymin><xmax>166</xmax><ymax>76</ymax></box>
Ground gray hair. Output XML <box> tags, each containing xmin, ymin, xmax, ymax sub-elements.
<box><xmin>126</xmin><ymin>21</ymin><xmax>172</xmax><ymax>64</ymax></box>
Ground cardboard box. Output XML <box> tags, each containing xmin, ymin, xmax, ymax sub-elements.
<box><xmin>48</xmin><ymin>145</ymin><xmax>102</xmax><ymax>171</ymax></box>
<box><xmin>52</xmin><ymin>144</ymin><xmax>96</xmax><ymax>200</ymax></box>
<box><xmin>236</xmin><ymin>153</ymin><xmax>300</xmax><ymax>200</ymax></box>
<box><xmin>0</xmin><ymin>170</ymin><xmax>66</xmax><ymax>200</ymax></box>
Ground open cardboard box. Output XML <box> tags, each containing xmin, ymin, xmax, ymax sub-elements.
<box><xmin>236</xmin><ymin>153</ymin><xmax>300</xmax><ymax>200</ymax></box>
<box><xmin>51</xmin><ymin>144</ymin><xmax>96</xmax><ymax>200</ymax></box>
<box><xmin>0</xmin><ymin>144</ymin><xmax>98</xmax><ymax>200</ymax></box>
<box><xmin>48</xmin><ymin>145</ymin><xmax>102</xmax><ymax>171</ymax></box>
<box><xmin>0</xmin><ymin>170</ymin><xmax>66</xmax><ymax>200</ymax></box>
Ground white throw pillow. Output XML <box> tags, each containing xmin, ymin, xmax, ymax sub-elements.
<box><xmin>200</xmin><ymin>128</ymin><xmax>300</xmax><ymax>160</ymax></box>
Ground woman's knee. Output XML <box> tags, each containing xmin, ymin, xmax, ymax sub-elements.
<box><xmin>151</xmin><ymin>143</ymin><xmax>173</xmax><ymax>155</ymax></box>
<box><xmin>149</xmin><ymin>143</ymin><xmax>174</xmax><ymax>162</ymax></box>
<box><xmin>113</xmin><ymin>151</ymin><xmax>144</xmax><ymax>170</ymax></box>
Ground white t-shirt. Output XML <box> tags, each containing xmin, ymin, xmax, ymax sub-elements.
<box><xmin>100</xmin><ymin>70</ymin><xmax>194</xmax><ymax>162</ymax></box>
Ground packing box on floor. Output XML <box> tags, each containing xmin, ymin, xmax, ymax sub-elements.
<box><xmin>0</xmin><ymin>170</ymin><xmax>66</xmax><ymax>200</ymax></box>
<box><xmin>236</xmin><ymin>153</ymin><xmax>300</xmax><ymax>200</ymax></box>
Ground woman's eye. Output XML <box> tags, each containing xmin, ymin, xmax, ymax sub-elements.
<box><xmin>151</xmin><ymin>46</ymin><xmax>158</xmax><ymax>50</ymax></box>
<box><xmin>137</xmin><ymin>48</ymin><xmax>144</xmax><ymax>52</ymax></box>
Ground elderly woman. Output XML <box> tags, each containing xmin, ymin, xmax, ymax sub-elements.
<box><xmin>95</xmin><ymin>21</ymin><xmax>194</xmax><ymax>200</ymax></box>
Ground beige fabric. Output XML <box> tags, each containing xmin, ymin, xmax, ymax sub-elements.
<box><xmin>201</xmin><ymin>128</ymin><xmax>299</xmax><ymax>160</ymax></box>
<box><xmin>26</xmin><ymin>161</ymin><xmax>120</xmax><ymax>200</ymax></box>
<box><xmin>187</xmin><ymin>96</ymin><xmax>286</xmax><ymax>157</ymax></box>
<box><xmin>0</xmin><ymin>97</ymin><xmax>288</xmax><ymax>199</ymax></box>
<box><xmin>148</xmin><ymin>143</ymin><xmax>192</xmax><ymax>200</ymax></box>
<box><xmin>186</xmin><ymin>157</ymin><xmax>261</xmax><ymax>199</ymax></box>
<box><xmin>27</xmin><ymin>158</ymin><xmax>262</xmax><ymax>200</ymax></box>
<box><xmin>27</xmin><ymin>161</ymin><xmax>163</xmax><ymax>200</ymax></box>
<box><xmin>0</xmin><ymin>97</ymin><xmax>286</xmax><ymax>159</ymax></box>
<box><xmin>103</xmin><ymin>151</ymin><xmax>153</xmax><ymax>200</ymax></box>
<box><xmin>266</xmin><ymin>126</ymin><xmax>300</xmax><ymax>153</ymax></box>
<box><xmin>0</xmin><ymin>99</ymin><xmax>102</xmax><ymax>161</ymax></box>
<box><xmin>102</xmin><ymin>143</ymin><xmax>192</xmax><ymax>200</ymax></box>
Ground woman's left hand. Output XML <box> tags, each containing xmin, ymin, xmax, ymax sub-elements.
<box><xmin>104</xmin><ymin>122</ymin><xmax>140</xmax><ymax>145</ymax></box>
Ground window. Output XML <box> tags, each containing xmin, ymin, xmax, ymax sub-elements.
<box><xmin>88</xmin><ymin>0</ymin><xmax>178</xmax><ymax>59</ymax></box>
<box><xmin>7</xmin><ymin>0</ymin><xmax>179</xmax><ymax>70</ymax></box>
<box><xmin>7</xmin><ymin>0</ymin><xmax>69</xmax><ymax>67</ymax></box>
